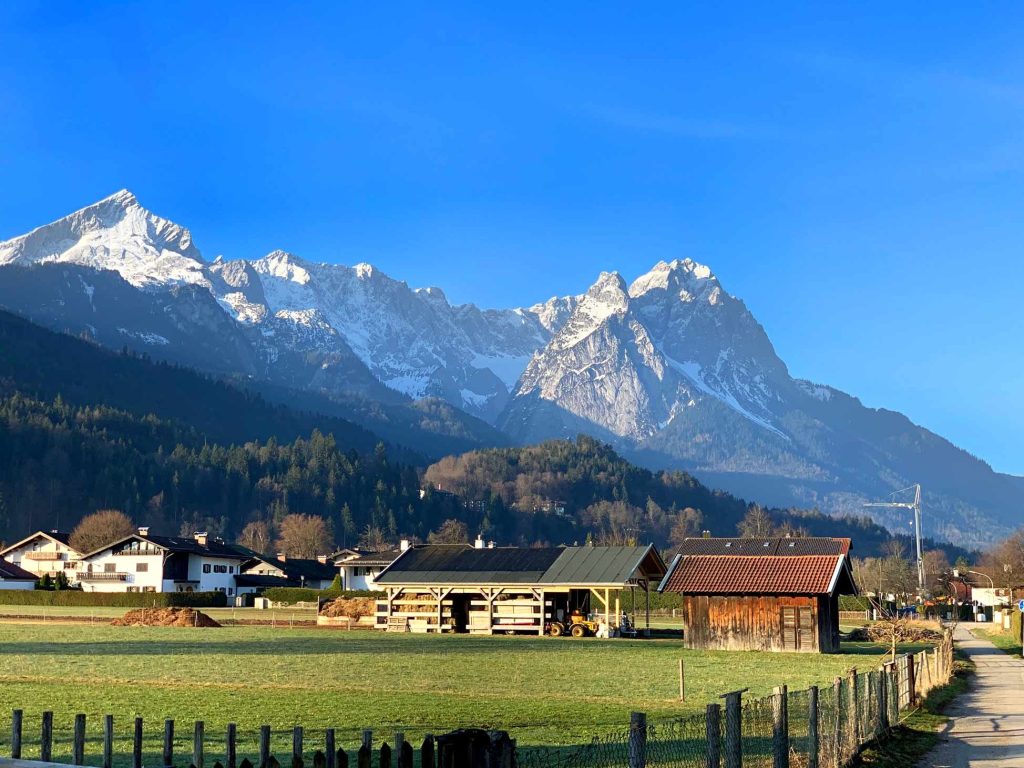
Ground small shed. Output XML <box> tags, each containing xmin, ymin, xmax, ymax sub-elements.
<box><xmin>659</xmin><ymin>537</ymin><xmax>857</xmax><ymax>653</ymax></box>
<box><xmin>373</xmin><ymin>544</ymin><xmax>666</xmax><ymax>635</ymax></box>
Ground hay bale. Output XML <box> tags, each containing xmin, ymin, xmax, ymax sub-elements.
<box><xmin>319</xmin><ymin>597</ymin><xmax>375</xmax><ymax>619</ymax></box>
<box><xmin>111</xmin><ymin>607</ymin><xmax>221</xmax><ymax>627</ymax></box>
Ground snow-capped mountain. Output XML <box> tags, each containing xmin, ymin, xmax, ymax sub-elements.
<box><xmin>2</xmin><ymin>190</ymin><xmax>1021</xmax><ymax>547</ymax></box>
<box><xmin>0</xmin><ymin>190</ymin><xmax>563</xmax><ymax>421</ymax></box>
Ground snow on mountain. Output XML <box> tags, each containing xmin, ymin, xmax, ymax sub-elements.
<box><xmin>0</xmin><ymin>190</ymin><xmax>208</xmax><ymax>290</ymax></box>
<box><xmin>3</xmin><ymin>191</ymin><xmax>1022</xmax><ymax>546</ymax></box>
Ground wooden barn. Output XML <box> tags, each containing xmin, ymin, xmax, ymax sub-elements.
<box><xmin>373</xmin><ymin>543</ymin><xmax>666</xmax><ymax>635</ymax></box>
<box><xmin>658</xmin><ymin>537</ymin><xmax>857</xmax><ymax>653</ymax></box>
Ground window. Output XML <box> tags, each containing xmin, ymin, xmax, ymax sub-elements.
<box><xmin>228</xmin><ymin>566</ymin><xmax>234</xmax><ymax>574</ymax></box>
<box><xmin>203</xmin><ymin>564</ymin><xmax>211</xmax><ymax>574</ymax></box>
<box><xmin>213</xmin><ymin>565</ymin><xmax>227</xmax><ymax>573</ymax></box>
<box><xmin>127</xmin><ymin>587</ymin><xmax>139</xmax><ymax>593</ymax></box>
<box><xmin>136</xmin><ymin>563</ymin><xmax>148</xmax><ymax>573</ymax></box>
<box><xmin>227</xmin><ymin>588</ymin><xmax>234</xmax><ymax>596</ymax></box>
<box><xmin>143</xmin><ymin>587</ymin><xmax>155</xmax><ymax>593</ymax></box>
<box><xmin>104</xmin><ymin>563</ymin><xmax>115</xmax><ymax>573</ymax></box>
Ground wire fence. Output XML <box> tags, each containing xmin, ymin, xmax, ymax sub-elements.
<box><xmin>3</xmin><ymin>631</ymin><xmax>955</xmax><ymax>768</ymax></box>
<box><xmin>518</xmin><ymin>628</ymin><xmax>955</xmax><ymax>768</ymax></box>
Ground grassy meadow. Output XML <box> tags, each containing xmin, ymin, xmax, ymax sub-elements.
<box><xmin>0</xmin><ymin>622</ymin><xmax>918</xmax><ymax>765</ymax></box>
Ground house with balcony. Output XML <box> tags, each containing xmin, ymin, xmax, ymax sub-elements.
<box><xmin>79</xmin><ymin>528</ymin><xmax>250</xmax><ymax>595</ymax></box>
<box><xmin>0</xmin><ymin>530</ymin><xmax>84</xmax><ymax>584</ymax></box>
<box><xmin>335</xmin><ymin>545</ymin><xmax>405</xmax><ymax>591</ymax></box>
<box><xmin>234</xmin><ymin>549</ymin><xmax>338</xmax><ymax>594</ymax></box>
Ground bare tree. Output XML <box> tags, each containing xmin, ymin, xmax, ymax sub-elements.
<box><xmin>69</xmin><ymin>509</ymin><xmax>136</xmax><ymax>554</ymax></box>
<box><xmin>237</xmin><ymin>521</ymin><xmax>273</xmax><ymax>554</ymax></box>
<box><xmin>357</xmin><ymin>525</ymin><xmax>391</xmax><ymax>552</ymax></box>
<box><xmin>736</xmin><ymin>504</ymin><xmax>774</xmax><ymax>538</ymax></box>
<box><xmin>428</xmin><ymin>518</ymin><xmax>470</xmax><ymax>544</ymax></box>
<box><xmin>275</xmin><ymin>514</ymin><xmax>334</xmax><ymax>558</ymax></box>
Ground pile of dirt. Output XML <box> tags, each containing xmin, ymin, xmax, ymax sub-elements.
<box><xmin>111</xmin><ymin>608</ymin><xmax>221</xmax><ymax>627</ymax></box>
<box><xmin>846</xmin><ymin>619</ymin><xmax>943</xmax><ymax>643</ymax></box>
<box><xmin>319</xmin><ymin>597</ymin><xmax>376</xmax><ymax>619</ymax></box>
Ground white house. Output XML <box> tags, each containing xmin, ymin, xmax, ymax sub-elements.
<box><xmin>0</xmin><ymin>531</ymin><xmax>84</xmax><ymax>584</ymax></box>
<box><xmin>335</xmin><ymin>547</ymin><xmax>403</xmax><ymax>591</ymax></box>
<box><xmin>0</xmin><ymin>560</ymin><xmax>36</xmax><ymax>590</ymax></box>
<box><xmin>79</xmin><ymin>529</ymin><xmax>249</xmax><ymax>596</ymax></box>
<box><xmin>236</xmin><ymin>551</ymin><xmax>337</xmax><ymax>594</ymax></box>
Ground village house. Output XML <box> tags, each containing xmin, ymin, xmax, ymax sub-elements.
<box><xmin>659</xmin><ymin>537</ymin><xmax>858</xmax><ymax>653</ymax></box>
<box><xmin>78</xmin><ymin>529</ymin><xmax>249</xmax><ymax>595</ymax></box>
<box><xmin>335</xmin><ymin>545</ymin><xmax>405</xmax><ymax>591</ymax></box>
<box><xmin>0</xmin><ymin>559</ymin><xmax>36</xmax><ymax>590</ymax></box>
<box><xmin>235</xmin><ymin>550</ymin><xmax>338</xmax><ymax>594</ymax></box>
<box><xmin>0</xmin><ymin>530</ymin><xmax>84</xmax><ymax>584</ymax></box>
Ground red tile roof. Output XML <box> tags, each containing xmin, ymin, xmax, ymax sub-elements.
<box><xmin>661</xmin><ymin>554</ymin><xmax>849</xmax><ymax>595</ymax></box>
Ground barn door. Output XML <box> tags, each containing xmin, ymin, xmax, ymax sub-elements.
<box><xmin>781</xmin><ymin>606</ymin><xmax>815</xmax><ymax>650</ymax></box>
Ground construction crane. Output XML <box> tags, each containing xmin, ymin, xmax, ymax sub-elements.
<box><xmin>864</xmin><ymin>484</ymin><xmax>925</xmax><ymax>594</ymax></box>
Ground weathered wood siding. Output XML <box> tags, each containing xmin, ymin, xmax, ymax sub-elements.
<box><xmin>680</xmin><ymin>595</ymin><xmax>834</xmax><ymax>653</ymax></box>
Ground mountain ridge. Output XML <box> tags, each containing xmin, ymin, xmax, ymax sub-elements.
<box><xmin>1</xmin><ymin>190</ymin><xmax>1019</xmax><ymax>547</ymax></box>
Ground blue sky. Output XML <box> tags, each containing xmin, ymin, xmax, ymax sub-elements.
<box><xmin>1</xmin><ymin>3</ymin><xmax>1023</xmax><ymax>473</ymax></box>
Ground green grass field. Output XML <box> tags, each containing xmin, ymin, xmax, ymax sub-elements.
<box><xmin>972</xmin><ymin>626</ymin><xmax>1023</xmax><ymax>657</ymax></box>
<box><xmin>0</xmin><ymin>622</ymin><xmax>920</xmax><ymax>766</ymax></box>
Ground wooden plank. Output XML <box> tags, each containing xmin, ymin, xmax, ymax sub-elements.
<box><xmin>134</xmin><ymin>718</ymin><xmax>143</xmax><ymax>768</ymax></box>
<box><xmin>103</xmin><ymin>716</ymin><xmax>114</xmax><ymax>768</ymax></box>
<box><xmin>194</xmin><ymin>720</ymin><xmax>205</xmax><ymax>768</ymax></box>
<box><xmin>227</xmin><ymin>723</ymin><xmax>237</xmax><ymax>768</ymax></box>
<box><xmin>73</xmin><ymin>715</ymin><xmax>86</xmax><ymax>766</ymax></box>
<box><xmin>164</xmin><ymin>720</ymin><xmax>175</xmax><ymax>768</ymax></box>
<box><xmin>259</xmin><ymin>726</ymin><xmax>271</xmax><ymax>768</ymax></box>
<box><xmin>40</xmin><ymin>712</ymin><xmax>53</xmax><ymax>763</ymax></box>
<box><xmin>11</xmin><ymin>709</ymin><xmax>23</xmax><ymax>760</ymax></box>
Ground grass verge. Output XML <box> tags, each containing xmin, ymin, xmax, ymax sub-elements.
<box><xmin>972</xmin><ymin>627</ymin><xmax>1022</xmax><ymax>657</ymax></box>
<box><xmin>852</xmin><ymin>650</ymin><xmax>974</xmax><ymax>767</ymax></box>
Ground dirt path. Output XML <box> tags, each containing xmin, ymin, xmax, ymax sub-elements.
<box><xmin>919</xmin><ymin>624</ymin><xmax>1024</xmax><ymax>767</ymax></box>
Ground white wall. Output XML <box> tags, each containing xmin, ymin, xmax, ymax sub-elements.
<box><xmin>3</xmin><ymin>536</ymin><xmax>82</xmax><ymax>583</ymax></box>
<box><xmin>190</xmin><ymin>556</ymin><xmax>242</xmax><ymax>596</ymax></box>
<box><xmin>342</xmin><ymin>565</ymin><xmax>386</xmax><ymax>591</ymax></box>
<box><xmin>79</xmin><ymin>550</ymin><xmax>164</xmax><ymax>593</ymax></box>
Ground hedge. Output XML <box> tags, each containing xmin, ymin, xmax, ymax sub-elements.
<box><xmin>839</xmin><ymin>595</ymin><xmax>871</xmax><ymax>611</ymax></box>
<box><xmin>263</xmin><ymin>587</ymin><xmax>378</xmax><ymax>604</ymax></box>
<box><xmin>1011</xmin><ymin>609</ymin><xmax>1021</xmax><ymax>641</ymax></box>
<box><xmin>0</xmin><ymin>590</ymin><xmax>227</xmax><ymax>608</ymax></box>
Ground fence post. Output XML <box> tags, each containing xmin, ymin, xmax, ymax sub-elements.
<box><xmin>293</xmin><ymin>726</ymin><xmax>304</xmax><ymax>766</ymax></box>
<box><xmin>164</xmin><ymin>719</ymin><xmax>175</xmax><ymax>768</ymax></box>
<box><xmin>228</xmin><ymin>723</ymin><xmax>238</xmax><ymax>768</ymax></box>
<box><xmin>772</xmin><ymin>686</ymin><xmax>789</xmax><ymax>768</ymax></box>
<box><xmin>357</xmin><ymin>731</ymin><xmax>372</xmax><ymax>768</ymax></box>
<box><xmin>73</xmin><ymin>714</ymin><xmax>86</xmax><ymax>766</ymax></box>
<box><xmin>393</xmin><ymin>733</ymin><xmax>404</xmax><ymax>768</ymax></box>
<box><xmin>907</xmin><ymin>654</ymin><xmax>917</xmax><ymax>708</ymax></box>
<box><xmin>847</xmin><ymin>669</ymin><xmax>859</xmax><ymax>750</ymax></box>
<box><xmin>421</xmin><ymin>736</ymin><xmax>435</xmax><ymax>768</ymax></box>
<box><xmin>134</xmin><ymin>717</ymin><xmax>144</xmax><ymax>768</ymax></box>
<box><xmin>12</xmin><ymin>709</ymin><xmax>23</xmax><ymax>760</ymax></box>
<box><xmin>628</xmin><ymin>712</ymin><xmax>647</xmax><ymax>768</ymax></box>
<box><xmin>104</xmin><ymin>715</ymin><xmax>114</xmax><ymax>768</ymax></box>
<box><xmin>194</xmin><ymin>720</ymin><xmax>205</xmax><ymax>768</ymax></box>
<box><xmin>379</xmin><ymin>743</ymin><xmax>392</xmax><ymax>768</ymax></box>
<box><xmin>259</xmin><ymin>726</ymin><xmax>271</xmax><ymax>768</ymax></box>
<box><xmin>807</xmin><ymin>686</ymin><xmax>819</xmax><ymax>768</ymax></box>
<box><xmin>41</xmin><ymin>711</ymin><xmax>54</xmax><ymax>763</ymax></box>
<box><xmin>878</xmin><ymin>665</ymin><xmax>890</xmax><ymax>732</ymax></box>
<box><xmin>832</xmin><ymin>677</ymin><xmax>842</xmax><ymax>767</ymax></box>
<box><xmin>723</xmin><ymin>691</ymin><xmax>743</xmax><ymax>768</ymax></box>
<box><xmin>705</xmin><ymin>704</ymin><xmax>721</xmax><ymax>768</ymax></box>
<box><xmin>325</xmin><ymin>729</ymin><xmax>335</xmax><ymax>768</ymax></box>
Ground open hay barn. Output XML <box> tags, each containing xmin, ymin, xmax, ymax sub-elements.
<box><xmin>373</xmin><ymin>544</ymin><xmax>666</xmax><ymax>635</ymax></box>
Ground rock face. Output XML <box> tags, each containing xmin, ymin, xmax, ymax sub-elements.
<box><xmin>1</xmin><ymin>190</ymin><xmax>1021</xmax><ymax>546</ymax></box>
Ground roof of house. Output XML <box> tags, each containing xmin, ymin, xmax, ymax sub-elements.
<box><xmin>83</xmin><ymin>533</ymin><xmax>250</xmax><ymax>560</ymax></box>
<box><xmin>376</xmin><ymin>544</ymin><xmax>666</xmax><ymax>587</ymax></box>
<box><xmin>670</xmin><ymin>537</ymin><xmax>852</xmax><ymax>558</ymax></box>
<box><xmin>659</xmin><ymin>551</ymin><xmax>857</xmax><ymax>596</ymax></box>
<box><xmin>235</xmin><ymin>548</ymin><xmax>338</xmax><ymax>582</ymax></box>
<box><xmin>0</xmin><ymin>530</ymin><xmax>79</xmax><ymax>557</ymax></box>
<box><xmin>0</xmin><ymin>559</ymin><xmax>37</xmax><ymax>581</ymax></box>
<box><xmin>339</xmin><ymin>550</ymin><xmax>403</xmax><ymax>568</ymax></box>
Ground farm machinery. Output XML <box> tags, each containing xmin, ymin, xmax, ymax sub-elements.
<box><xmin>546</xmin><ymin>611</ymin><xmax>637</xmax><ymax>638</ymax></box>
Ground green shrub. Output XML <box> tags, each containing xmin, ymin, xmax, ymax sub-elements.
<box><xmin>839</xmin><ymin>595</ymin><xmax>870</xmax><ymax>611</ymax></box>
<box><xmin>0</xmin><ymin>590</ymin><xmax>227</xmax><ymax>608</ymax></box>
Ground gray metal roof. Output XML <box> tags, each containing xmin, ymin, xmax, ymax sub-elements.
<box><xmin>539</xmin><ymin>545</ymin><xmax>665</xmax><ymax>586</ymax></box>
<box><xmin>375</xmin><ymin>544</ymin><xmax>665</xmax><ymax>587</ymax></box>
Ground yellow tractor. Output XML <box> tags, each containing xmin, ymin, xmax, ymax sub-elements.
<box><xmin>547</xmin><ymin>611</ymin><xmax>601</xmax><ymax>638</ymax></box>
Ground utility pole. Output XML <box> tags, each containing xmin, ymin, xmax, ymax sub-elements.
<box><xmin>865</xmin><ymin>484</ymin><xmax>925</xmax><ymax>595</ymax></box>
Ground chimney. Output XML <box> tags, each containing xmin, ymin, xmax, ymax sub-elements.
<box><xmin>487</xmin><ymin>541</ymin><xmax>495</xmax><ymax>549</ymax></box>
<box><xmin>277</xmin><ymin>552</ymin><xmax>287</xmax><ymax>562</ymax></box>
<box><xmin>400</xmin><ymin>539</ymin><xmax>410</xmax><ymax>552</ymax></box>
<box><xmin>474</xmin><ymin>535</ymin><xmax>485</xmax><ymax>549</ymax></box>
<box><xmin>317</xmin><ymin>555</ymin><xmax>327</xmax><ymax>564</ymax></box>
<box><xmin>193</xmin><ymin>531</ymin><xmax>208</xmax><ymax>547</ymax></box>
<box><xmin>138</xmin><ymin>526</ymin><xmax>150</xmax><ymax>537</ymax></box>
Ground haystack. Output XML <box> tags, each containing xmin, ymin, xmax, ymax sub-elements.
<box><xmin>111</xmin><ymin>607</ymin><xmax>221</xmax><ymax>627</ymax></box>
